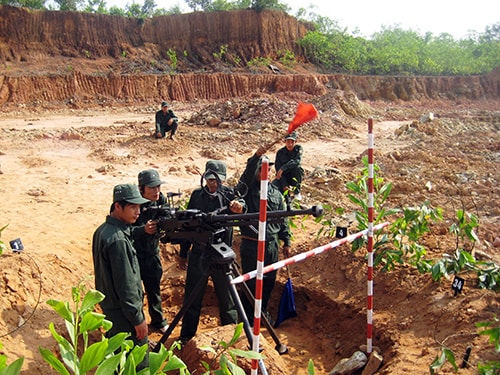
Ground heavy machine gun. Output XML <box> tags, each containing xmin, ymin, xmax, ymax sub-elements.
<box><xmin>150</xmin><ymin>203</ymin><xmax>323</xmax><ymax>355</ymax></box>
<box><xmin>147</xmin><ymin>204</ymin><xmax>323</xmax><ymax>252</ymax></box>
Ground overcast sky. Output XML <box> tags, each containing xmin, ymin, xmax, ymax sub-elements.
<box><xmin>288</xmin><ymin>0</ymin><xmax>499</xmax><ymax>39</ymax></box>
<box><xmin>109</xmin><ymin>0</ymin><xmax>499</xmax><ymax>39</ymax></box>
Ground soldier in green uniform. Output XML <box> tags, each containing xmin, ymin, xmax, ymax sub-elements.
<box><xmin>92</xmin><ymin>183</ymin><xmax>150</xmax><ymax>370</ymax></box>
<box><xmin>273</xmin><ymin>131</ymin><xmax>304</xmax><ymax>201</ymax></box>
<box><xmin>178</xmin><ymin>160</ymin><xmax>245</xmax><ymax>343</ymax></box>
<box><xmin>239</xmin><ymin>147</ymin><xmax>292</xmax><ymax>323</ymax></box>
<box><xmin>133</xmin><ymin>169</ymin><xmax>169</xmax><ymax>333</ymax></box>
<box><xmin>155</xmin><ymin>101</ymin><xmax>179</xmax><ymax>140</ymax></box>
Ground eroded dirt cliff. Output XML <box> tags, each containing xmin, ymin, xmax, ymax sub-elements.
<box><xmin>0</xmin><ymin>6</ymin><xmax>310</xmax><ymax>65</ymax></box>
<box><xmin>0</xmin><ymin>5</ymin><xmax>499</xmax><ymax>109</ymax></box>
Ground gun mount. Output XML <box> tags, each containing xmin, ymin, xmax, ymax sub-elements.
<box><xmin>153</xmin><ymin>205</ymin><xmax>323</xmax><ymax>249</ymax></box>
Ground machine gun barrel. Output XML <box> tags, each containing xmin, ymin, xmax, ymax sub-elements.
<box><xmin>204</xmin><ymin>204</ymin><xmax>323</xmax><ymax>227</ymax></box>
<box><xmin>155</xmin><ymin>204</ymin><xmax>323</xmax><ymax>246</ymax></box>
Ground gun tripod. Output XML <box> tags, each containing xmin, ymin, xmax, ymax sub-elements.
<box><xmin>152</xmin><ymin>241</ymin><xmax>288</xmax><ymax>357</ymax></box>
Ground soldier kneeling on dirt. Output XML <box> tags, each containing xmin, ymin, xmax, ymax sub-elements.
<box><xmin>155</xmin><ymin>101</ymin><xmax>179</xmax><ymax>140</ymax></box>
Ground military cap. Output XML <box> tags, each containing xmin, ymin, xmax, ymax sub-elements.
<box><xmin>204</xmin><ymin>160</ymin><xmax>227</xmax><ymax>181</ymax></box>
<box><xmin>113</xmin><ymin>184</ymin><xmax>150</xmax><ymax>204</ymax></box>
<box><xmin>138</xmin><ymin>169</ymin><xmax>165</xmax><ymax>187</ymax></box>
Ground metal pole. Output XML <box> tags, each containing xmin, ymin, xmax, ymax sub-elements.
<box><xmin>231</xmin><ymin>222</ymin><xmax>389</xmax><ymax>285</ymax></box>
<box><xmin>367</xmin><ymin>118</ymin><xmax>374</xmax><ymax>354</ymax></box>
<box><xmin>251</xmin><ymin>156</ymin><xmax>270</xmax><ymax>375</ymax></box>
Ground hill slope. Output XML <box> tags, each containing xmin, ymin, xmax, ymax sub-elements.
<box><xmin>0</xmin><ymin>5</ymin><xmax>499</xmax><ymax>109</ymax></box>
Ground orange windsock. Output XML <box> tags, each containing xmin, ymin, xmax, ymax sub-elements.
<box><xmin>287</xmin><ymin>102</ymin><xmax>318</xmax><ymax>134</ymax></box>
<box><xmin>262</xmin><ymin>102</ymin><xmax>319</xmax><ymax>152</ymax></box>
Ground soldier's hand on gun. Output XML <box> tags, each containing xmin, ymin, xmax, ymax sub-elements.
<box><xmin>144</xmin><ymin>219</ymin><xmax>158</xmax><ymax>235</ymax></box>
<box><xmin>276</xmin><ymin>169</ymin><xmax>283</xmax><ymax>179</ymax></box>
<box><xmin>282</xmin><ymin>245</ymin><xmax>291</xmax><ymax>258</ymax></box>
<box><xmin>229</xmin><ymin>200</ymin><xmax>243</xmax><ymax>214</ymax></box>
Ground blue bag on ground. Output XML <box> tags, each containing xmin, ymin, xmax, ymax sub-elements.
<box><xmin>274</xmin><ymin>268</ymin><xmax>297</xmax><ymax>328</ymax></box>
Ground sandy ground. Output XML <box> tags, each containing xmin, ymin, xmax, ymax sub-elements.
<box><xmin>0</xmin><ymin>99</ymin><xmax>499</xmax><ymax>374</ymax></box>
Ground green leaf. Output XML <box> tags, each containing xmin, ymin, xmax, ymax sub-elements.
<box><xmin>123</xmin><ymin>352</ymin><xmax>137</xmax><ymax>375</ymax></box>
<box><xmin>201</xmin><ymin>360</ymin><xmax>210</xmax><ymax>371</ymax></box>
<box><xmin>478</xmin><ymin>327</ymin><xmax>500</xmax><ymax>351</ymax></box>
<box><xmin>162</xmin><ymin>355</ymin><xmax>188</xmax><ymax>371</ymax></box>
<box><xmin>148</xmin><ymin>344</ymin><xmax>168</xmax><ymax>374</ymax></box>
<box><xmin>95</xmin><ymin>353</ymin><xmax>123</xmax><ymax>375</ymax></box>
<box><xmin>38</xmin><ymin>347</ymin><xmax>71</xmax><ymax>375</ymax></box>
<box><xmin>79</xmin><ymin>340</ymin><xmax>109</xmax><ymax>373</ymax></box>
<box><xmin>431</xmin><ymin>262</ymin><xmax>446</xmax><ymax>281</ymax></box>
<box><xmin>64</xmin><ymin>320</ymin><xmax>77</xmax><ymax>346</ymax></box>
<box><xmin>80</xmin><ymin>290</ymin><xmax>105</xmax><ymax>314</ymax></box>
<box><xmin>226</xmin><ymin>360</ymin><xmax>246</xmax><ymax>375</ymax></box>
<box><xmin>127</xmin><ymin>344</ymin><xmax>148</xmax><ymax>372</ymax></box>
<box><xmin>80</xmin><ymin>311</ymin><xmax>107</xmax><ymax>333</ymax></box>
<box><xmin>227</xmin><ymin>323</ymin><xmax>243</xmax><ymax>346</ymax></box>
<box><xmin>307</xmin><ymin>358</ymin><xmax>316</xmax><ymax>375</ymax></box>
<box><xmin>105</xmin><ymin>332</ymin><xmax>130</xmax><ymax>356</ymax></box>
<box><xmin>48</xmin><ymin>322</ymin><xmax>73</xmax><ymax>353</ymax></box>
<box><xmin>443</xmin><ymin>348</ymin><xmax>458</xmax><ymax>370</ymax></box>
<box><xmin>345</xmin><ymin>181</ymin><xmax>359</xmax><ymax>193</ymax></box>
<box><xmin>429</xmin><ymin>350</ymin><xmax>446</xmax><ymax>375</ymax></box>
<box><xmin>228</xmin><ymin>348</ymin><xmax>262</xmax><ymax>360</ymax></box>
<box><xmin>199</xmin><ymin>345</ymin><xmax>217</xmax><ymax>354</ymax></box>
<box><xmin>0</xmin><ymin>357</ymin><xmax>24</xmax><ymax>375</ymax></box>
<box><xmin>101</xmin><ymin>318</ymin><xmax>113</xmax><ymax>332</ymax></box>
<box><xmin>47</xmin><ymin>300</ymin><xmax>74</xmax><ymax>323</ymax></box>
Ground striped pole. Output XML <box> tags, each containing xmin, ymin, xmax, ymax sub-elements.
<box><xmin>367</xmin><ymin>118</ymin><xmax>374</xmax><ymax>354</ymax></box>
<box><xmin>251</xmin><ymin>156</ymin><xmax>270</xmax><ymax>375</ymax></box>
<box><xmin>232</xmin><ymin>222</ymin><xmax>389</xmax><ymax>285</ymax></box>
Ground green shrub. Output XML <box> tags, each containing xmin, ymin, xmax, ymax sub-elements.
<box><xmin>199</xmin><ymin>322</ymin><xmax>262</xmax><ymax>374</ymax></box>
<box><xmin>39</xmin><ymin>282</ymin><xmax>188</xmax><ymax>374</ymax></box>
<box><xmin>0</xmin><ymin>341</ymin><xmax>24</xmax><ymax>375</ymax></box>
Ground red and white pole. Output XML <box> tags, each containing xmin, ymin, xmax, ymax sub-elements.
<box><xmin>251</xmin><ymin>157</ymin><xmax>270</xmax><ymax>375</ymax></box>
<box><xmin>231</xmin><ymin>222</ymin><xmax>389</xmax><ymax>285</ymax></box>
<box><xmin>367</xmin><ymin>118</ymin><xmax>374</xmax><ymax>354</ymax></box>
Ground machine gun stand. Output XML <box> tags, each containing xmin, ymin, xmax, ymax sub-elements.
<box><xmin>152</xmin><ymin>241</ymin><xmax>288</xmax><ymax>360</ymax></box>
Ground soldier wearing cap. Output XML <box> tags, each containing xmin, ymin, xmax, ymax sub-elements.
<box><xmin>92</xmin><ymin>184</ymin><xmax>150</xmax><ymax>370</ymax></box>
<box><xmin>238</xmin><ymin>147</ymin><xmax>292</xmax><ymax>324</ymax></box>
<box><xmin>178</xmin><ymin>160</ymin><xmax>245</xmax><ymax>344</ymax></box>
<box><xmin>133</xmin><ymin>169</ymin><xmax>169</xmax><ymax>333</ymax></box>
<box><xmin>273</xmin><ymin>131</ymin><xmax>304</xmax><ymax>201</ymax></box>
<box><xmin>155</xmin><ymin>101</ymin><xmax>179</xmax><ymax>140</ymax></box>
